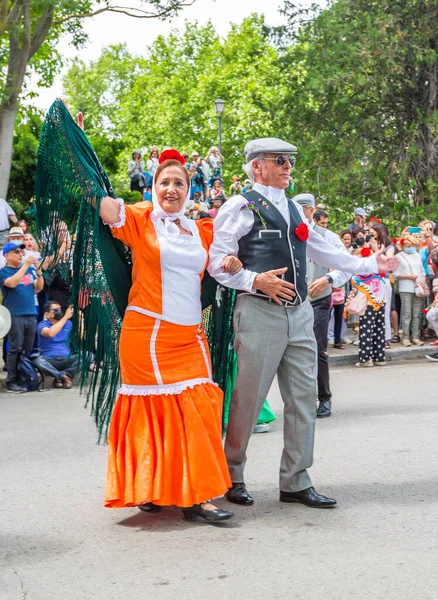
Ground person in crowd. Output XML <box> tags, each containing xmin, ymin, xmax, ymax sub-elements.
<box><xmin>0</xmin><ymin>242</ymin><xmax>44</xmax><ymax>393</ymax></box>
<box><xmin>190</xmin><ymin>152</ymin><xmax>210</xmax><ymax>190</ymax></box>
<box><xmin>205</xmin><ymin>146</ymin><xmax>224</xmax><ymax>175</ymax></box>
<box><xmin>368</xmin><ymin>216</ymin><xmax>381</xmax><ymax>227</ymax></box>
<box><xmin>347</xmin><ymin>208</ymin><xmax>367</xmax><ymax>231</ymax></box>
<box><xmin>46</xmin><ymin>224</ymin><xmax>72</xmax><ymax>312</ymax></box>
<box><xmin>242</xmin><ymin>179</ymin><xmax>253</xmax><ymax>193</ymax></box>
<box><xmin>127</xmin><ymin>150</ymin><xmax>146</xmax><ymax>196</ymax></box>
<box><xmin>208</xmin><ymin>137</ymin><xmax>398</xmax><ymax>509</ymax></box>
<box><xmin>23</xmin><ymin>233</ymin><xmax>40</xmax><ymax>256</ymax></box>
<box><xmin>339</xmin><ymin>229</ymin><xmax>353</xmax><ymax>252</ymax></box>
<box><xmin>210</xmin><ymin>179</ymin><xmax>227</xmax><ymax>203</ymax></box>
<box><xmin>295</xmin><ymin>194</ymin><xmax>350</xmax><ymax>418</ymax></box>
<box><xmin>347</xmin><ymin>237</ymin><xmax>387</xmax><ymax>366</ymax></box>
<box><xmin>18</xmin><ymin>219</ymin><xmax>27</xmax><ymax>232</ymax></box>
<box><xmin>33</xmin><ymin>302</ymin><xmax>77</xmax><ymax>389</ymax></box>
<box><xmin>369</xmin><ymin>223</ymin><xmax>397</xmax><ymax>347</ymax></box>
<box><xmin>313</xmin><ymin>210</ymin><xmax>329</xmax><ymax>228</ymax></box>
<box><xmin>96</xmin><ymin>149</ymin><xmax>242</xmax><ymax>523</ymax></box>
<box><xmin>327</xmin><ymin>228</ymin><xmax>354</xmax><ymax>347</ymax></box>
<box><xmin>143</xmin><ymin>172</ymin><xmax>153</xmax><ymax>201</ymax></box>
<box><xmin>187</xmin><ymin>164</ymin><xmax>204</xmax><ymax>199</ymax></box>
<box><xmin>209</xmin><ymin>197</ymin><xmax>223</xmax><ymax>219</ymax></box>
<box><xmin>393</xmin><ymin>234</ymin><xmax>427</xmax><ymax>346</ymax></box>
<box><xmin>425</xmin><ymin>280</ymin><xmax>438</xmax><ymax>361</ymax></box>
<box><xmin>425</xmin><ymin>281</ymin><xmax>438</xmax><ymax>345</ymax></box>
<box><xmin>0</xmin><ymin>197</ymin><xmax>18</xmax><ymax>249</ymax></box>
<box><xmin>0</xmin><ymin>226</ymin><xmax>26</xmax><ymax>268</ymax></box>
<box><xmin>146</xmin><ymin>147</ymin><xmax>159</xmax><ymax>178</ymax></box>
<box><xmin>229</xmin><ymin>177</ymin><xmax>242</xmax><ymax>197</ymax></box>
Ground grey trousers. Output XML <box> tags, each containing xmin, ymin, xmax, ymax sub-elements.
<box><xmin>224</xmin><ymin>295</ymin><xmax>317</xmax><ymax>493</ymax></box>
<box><xmin>399</xmin><ymin>291</ymin><xmax>423</xmax><ymax>339</ymax></box>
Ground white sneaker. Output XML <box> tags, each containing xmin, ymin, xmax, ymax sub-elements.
<box><xmin>342</xmin><ymin>337</ymin><xmax>353</xmax><ymax>345</ymax></box>
<box><xmin>353</xmin><ymin>339</ymin><xmax>359</xmax><ymax>346</ymax></box>
<box><xmin>253</xmin><ymin>423</ymin><xmax>272</xmax><ymax>433</ymax></box>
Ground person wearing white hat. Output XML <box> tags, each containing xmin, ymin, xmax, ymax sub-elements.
<box><xmin>208</xmin><ymin>137</ymin><xmax>398</xmax><ymax>509</ymax></box>
<box><xmin>0</xmin><ymin>198</ymin><xmax>18</xmax><ymax>250</ymax></box>
<box><xmin>347</xmin><ymin>208</ymin><xmax>367</xmax><ymax>231</ymax></box>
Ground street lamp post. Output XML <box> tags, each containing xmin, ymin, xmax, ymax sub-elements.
<box><xmin>214</xmin><ymin>97</ymin><xmax>225</xmax><ymax>154</ymax></box>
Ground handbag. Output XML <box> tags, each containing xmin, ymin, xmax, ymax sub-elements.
<box><xmin>415</xmin><ymin>281</ymin><xmax>429</xmax><ymax>298</ymax></box>
<box><xmin>347</xmin><ymin>291</ymin><xmax>368</xmax><ymax>316</ymax></box>
<box><xmin>331</xmin><ymin>287</ymin><xmax>346</xmax><ymax>305</ymax></box>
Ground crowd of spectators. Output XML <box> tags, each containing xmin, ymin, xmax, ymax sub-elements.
<box><xmin>318</xmin><ymin>208</ymin><xmax>438</xmax><ymax>364</ymax></box>
<box><xmin>0</xmin><ymin>202</ymin><xmax>78</xmax><ymax>394</ymax></box>
<box><xmin>127</xmin><ymin>145</ymin><xmax>254</xmax><ymax>220</ymax></box>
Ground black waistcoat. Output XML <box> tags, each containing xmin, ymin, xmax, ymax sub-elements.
<box><xmin>237</xmin><ymin>189</ymin><xmax>308</xmax><ymax>304</ymax></box>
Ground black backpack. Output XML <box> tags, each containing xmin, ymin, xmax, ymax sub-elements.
<box><xmin>17</xmin><ymin>353</ymin><xmax>42</xmax><ymax>392</ymax></box>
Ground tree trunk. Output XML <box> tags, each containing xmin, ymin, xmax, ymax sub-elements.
<box><xmin>0</xmin><ymin>102</ymin><xmax>19</xmax><ymax>200</ymax></box>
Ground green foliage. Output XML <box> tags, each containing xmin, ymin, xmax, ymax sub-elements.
<box><xmin>7</xmin><ymin>106</ymin><xmax>44</xmax><ymax>216</ymax></box>
<box><xmin>63</xmin><ymin>15</ymin><xmax>288</xmax><ymax>188</ymax></box>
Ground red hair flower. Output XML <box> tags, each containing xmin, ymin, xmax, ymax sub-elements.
<box><xmin>295</xmin><ymin>222</ymin><xmax>309</xmax><ymax>241</ymax></box>
<box><xmin>360</xmin><ymin>247</ymin><xmax>371</xmax><ymax>257</ymax></box>
<box><xmin>400</xmin><ymin>238</ymin><xmax>405</xmax><ymax>245</ymax></box>
<box><xmin>392</xmin><ymin>238</ymin><xmax>398</xmax><ymax>244</ymax></box>
<box><xmin>158</xmin><ymin>149</ymin><xmax>185</xmax><ymax>165</ymax></box>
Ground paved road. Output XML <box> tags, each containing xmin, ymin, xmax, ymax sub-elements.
<box><xmin>1</xmin><ymin>361</ymin><xmax>437</xmax><ymax>600</ymax></box>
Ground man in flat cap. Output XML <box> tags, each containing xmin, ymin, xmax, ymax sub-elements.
<box><xmin>294</xmin><ymin>193</ymin><xmax>350</xmax><ymax>419</ymax></box>
<box><xmin>347</xmin><ymin>207</ymin><xmax>367</xmax><ymax>231</ymax></box>
<box><xmin>208</xmin><ymin>137</ymin><xmax>398</xmax><ymax>509</ymax></box>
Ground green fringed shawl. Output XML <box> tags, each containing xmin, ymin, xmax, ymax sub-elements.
<box><xmin>35</xmin><ymin>99</ymin><xmax>236</xmax><ymax>441</ymax></box>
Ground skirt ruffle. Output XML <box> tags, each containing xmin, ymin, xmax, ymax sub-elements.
<box><xmin>104</xmin><ymin>382</ymin><xmax>231</xmax><ymax>508</ymax></box>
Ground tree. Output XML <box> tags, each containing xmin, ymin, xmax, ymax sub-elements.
<box><xmin>62</xmin><ymin>15</ymin><xmax>289</xmax><ymax>191</ymax></box>
<box><xmin>278</xmin><ymin>0</ymin><xmax>438</xmax><ymax>225</ymax></box>
<box><xmin>0</xmin><ymin>0</ymin><xmax>195</xmax><ymax>201</ymax></box>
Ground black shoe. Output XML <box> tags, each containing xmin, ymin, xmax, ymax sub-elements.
<box><xmin>182</xmin><ymin>504</ymin><xmax>234</xmax><ymax>522</ymax></box>
<box><xmin>280</xmin><ymin>487</ymin><xmax>337</xmax><ymax>508</ymax></box>
<box><xmin>317</xmin><ymin>400</ymin><xmax>332</xmax><ymax>418</ymax></box>
<box><xmin>425</xmin><ymin>352</ymin><xmax>438</xmax><ymax>362</ymax></box>
<box><xmin>226</xmin><ymin>483</ymin><xmax>254</xmax><ymax>506</ymax></box>
<box><xmin>6</xmin><ymin>383</ymin><xmax>26</xmax><ymax>394</ymax></box>
<box><xmin>138</xmin><ymin>502</ymin><xmax>161</xmax><ymax>513</ymax></box>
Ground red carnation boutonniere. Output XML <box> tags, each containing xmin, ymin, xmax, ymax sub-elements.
<box><xmin>295</xmin><ymin>222</ymin><xmax>309</xmax><ymax>241</ymax></box>
<box><xmin>392</xmin><ymin>238</ymin><xmax>398</xmax><ymax>244</ymax></box>
<box><xmin>400</xmin><ymin>238</ymin><xmax>405</xmax><ymax>245</ymax></box>
<box><xmin>360</xmin><ymin>247</ymin><xmax>371</xmax><ymax>257</ymax></box>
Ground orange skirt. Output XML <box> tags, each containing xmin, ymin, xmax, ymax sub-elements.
<box><xmin>104</xmin><ymin>310</ymin><xmax>231</xmax><ymax>508</ymax></box>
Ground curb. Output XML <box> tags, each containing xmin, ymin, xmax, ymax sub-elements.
<box><xmin>329</xmin><ymin>345</ymin><xmax>433</xmax><ymax>366</ymax></box>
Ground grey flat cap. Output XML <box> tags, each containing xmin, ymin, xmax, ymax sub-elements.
<box><xmin>293</xmin><ymin>193</ymin><xmax>315</xmax><ymax>207</ymax></box>
<box><xmin>355</xmin><ymin>207</ymin><xmax>367</xmax><ymax>216</ymax></box>
<box><xmin>244</xmin><ymin>138</ymin><xmax>297</xmax><ymax>162</ymax></box>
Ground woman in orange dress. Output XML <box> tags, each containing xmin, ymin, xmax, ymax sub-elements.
<box><xmin>99</xmin><ymin>150</ymin><xmax>238</xmax><ymax>522</ymax></box>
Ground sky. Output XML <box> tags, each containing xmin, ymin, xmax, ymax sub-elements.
<box><xmin>34</xmin><ymin>0</ymin><xmax>286</xmax><ymax>111</ymax></box>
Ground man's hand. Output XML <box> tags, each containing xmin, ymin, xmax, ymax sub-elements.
<box><xmin>308</xmin><ymin>276</ymin><xmax>330</xmax><ymax>298</ymax></box>
<box><xmin>24</xmin><ymin>255</ymin><xmax>38</xmax><ymax>268</ymax></box>
<box><xmin>253</xmin><ymin>267</ymin><xmax>296</xmax><ymax>305</ymax></box>
<box><xmin>65</xmin><ymin>306</ymin><xmax>74</xmax><ymax>320</ymax></box>
<box><xmin>375</xmin><ymin>245</ymin><xmax>399</xmax><ymax>272</ymax></box>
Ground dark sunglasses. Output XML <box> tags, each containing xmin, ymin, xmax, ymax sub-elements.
<box><xmin>263</xmin><ymin>155</ymin><xmax>296</xmax><ymax>168</ymax></box>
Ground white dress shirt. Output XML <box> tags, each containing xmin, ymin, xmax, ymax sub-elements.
<box><xmin>208</xmin><ymin>183</ymin><xmax>379</xmax><ymax>291</ymax></box>
<box><xmin>309</xmin><ymin>221</ymin><xmax>350</xmax><ymax>288</ymax></box>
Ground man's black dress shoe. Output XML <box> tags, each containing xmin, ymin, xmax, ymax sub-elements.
<box><xmin>317</xmin><ymin>400</ymin><xmax>332</xmax><ymax>418</ymax></box>
<box><xmin>182</xmin><ymin>504</ymin><xmax>234</xmax><ymax>522</ymax></box>
<box><xmin>280</xmin><ymin>487</ymin><xmax>337</xmax><ymax>508</ymax></box>
<box><xmin>138</xmin><ymin>502</ymin><xmax>162</xmax><ymax>513</ymax></box>
<box><xmin>226</xmin><ymin>483</ymin><xmax>254</xmax><ymax>506</ymax></box>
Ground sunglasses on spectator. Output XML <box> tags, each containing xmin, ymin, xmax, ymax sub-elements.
<box><xmin>263</xmin><ymin>155</ymin><xmax>296</xmax><ymax>168</ymax></box>
<box><xmin>10</xmin><ymin>249</ymin><xmax>25</xmax><ymax>254</ymax></box>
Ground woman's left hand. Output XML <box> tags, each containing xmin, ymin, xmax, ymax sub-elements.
<box><xmin>221</xmin><ymin>255</ymin><xmax>243</xmax><ymax>275</ymax></box>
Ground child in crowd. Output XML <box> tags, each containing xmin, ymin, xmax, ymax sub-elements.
<box><xmin>205</xmin><ymin>146</ymin><xmax>224</xmax><ymax>177</ymax></box>
<box><xmin>345</xmin><ymin>239</ymin><xmax>387</xmax><ymax>367</ymax></box>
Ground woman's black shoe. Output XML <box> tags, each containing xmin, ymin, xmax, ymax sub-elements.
<box><xmin>182</xmin><ymin>504</ymin><xmax>234</xmax><ymax>522</ymax></box>
<box><xmin>138</xmin><ymin>502</ymin><xmax>161</xmax><ymax>513</ymax></box>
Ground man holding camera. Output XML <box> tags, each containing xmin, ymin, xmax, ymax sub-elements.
<box><xmin>0</xmin><ymin>242</ymin><xmax>44</xmax><ymax>393</ymax></box>
<box><xmin>34</xmin><ymin>301</ymin><xmax>77</xmax><ymax>389</ymax></box>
